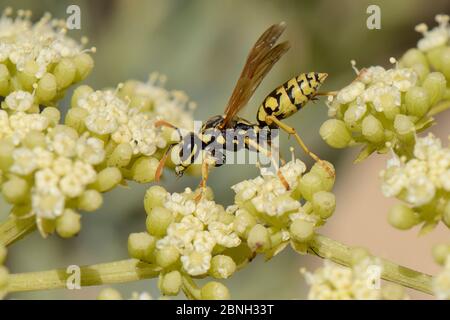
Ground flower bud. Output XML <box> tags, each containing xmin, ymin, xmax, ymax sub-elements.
<box><xmin>298</xmin><ymin>172</ymin><xmax>324</xmax><ymax>201</ymax></box>
<box><xmin>410</xmin><ymin>63</ymin><xmax>430</xmax><ymax>83</ymax></box>
<box><xmin>56</xmin><ymin>209</ymin><xmax>81</xmax><ymax>238</ymax></box>
<box><xmin>54</xmin><ymin>58</ymin><xmax>76</xmax><ymax>89</ymax></box>
<box><xmin>319</xmin><ymin>119</ymin><xmax>352</xmax><ymax>148</ymax></box>
<box><xmin>405</xmin><ymin>86</ymin><xmax>430</xmax><ymax>117</ymax></box>
<box><xmin>0</xmin><ymin>64</ymin><xmax>10</xmax><ymax>96</ymax></box>
<box><xmin>130</xmin><ymin>156</ymin><xmax>159</xmax><ymax>183</ymax></box>
<box><xmin>388</xmin><ymin>203</ymin><xmax>419</xmax><ymax>230</ymax></box>
<box><xmin>312</xmin><ymin>191</ymin><xmax>336</xmax><ymax>219</ymax></box>
<box><xmin>247</xmin><ymin>224</ymin><xmax>271</xmax><ymax>253</ymax></box>
<box><xmin>36</xmin><ymin>73</ymin><xmax>57</xmax><ymax>102</ymax></box>
<box><xmin>158</xmin><ymin>270</ymin><xmax>182</xmax><ymax>296</ymax></box>
<box><xmin>65</xmin><ymin>107</ymin><xmax>88</xmax><ymax>133</ymax></box>
<box><xmin>310</xmin><ymin>161</ymin><xmax>335</xmax><ymax>191</ymax></box>
<box><xmin>394</xmin><ymin>114</ymin><xmax>415</xmax><ymax>143</ymax></box>
<box><xmin>422</xmin><ymin>72</ymin><xmax>446</xmax><ymax>105</ymax></box>
<box><xmin>97</xmin><ymin>288</ymin><xmax>122</xmax><ymax>300</ymax></box>
<box><xmin>41</xmin><ymin>107</ymin><xmax>61</xmax><ymax>126</ymax></box>
<box><xmin>73</xmin><ymin>53</ymin><xmax>94</xmax><ymax>82</ymax></box>
<box><xmin>2</xmin><ymin>177</ymin><xmax>29</xmax><ymax>204</ymax></box>
<box><xmin>77</xmin><ymin>189</ymin><xmax>103</xmax><ymax>212</ymax></box>
<box><xmin>39</xmin><ymin>218</ymin><xmax>56</xmax><ymax>235</ymax></box>
<box><xmin>290</xmin><ymin>219</ymin><xmax>314</xmax><ymax>242</ymax></box>
<box><xmin>200</xmin><ymin>281</ymin><xmax>230</xmax><ymax>300</ymax></box>
<box><xmin>92</xmin><ymin>167</ymin><xmax>122</xmax><ymax>192</ymax></box>
<box><xmin>127</xmin><ymin>232</ymin><xmax>156</xmax><ymax>263</ymax></box>
<box><xmin>432</xmin><ymin>244</ymin><xmax>450</xmax><ymax>266</ymax></box>
<box><xmin>362</xmin><ymin>115</ymin><xmax>385</xmax><ymax>144</ymax></box>
<box><xmin>146</xmin><ymin>206</ymin><xmax>173</xmax><ymax>237</ymax></box>
<box><xmin>155</xmin><ymin>246</ymin><xmax>180</xmax><ymax>268</ymax></box>
<box><xmin>233</xmin><ymin>209</ymin><xmax>256</xmax><ymax>238</ymax></box>
<box><xmin>209</xmin><ymin>255</ymin><xmax>237</xmax><ymax>279</ymax></box>
<box><xmin>438</xmin><ymin>47</ymin><xmax>450</xmax><ymax>79</ymax></box>
<box><xmin>0</xmin><ymin>140</ymin><xmax>14</xmax><ymax>171</ymax></box>
<box><xmin>144</xmin><ymin>186</ymin><xmax>168</xmax><ymax>214</ymax></box>
<box><xmin>107</xmin><ymin>143</ymin><xmax>133</xmax><ymax>168</ymax></box>
<box><xmin>17</xmin><ymin>61</ymin><xmax>38</xmax><ymax>91</ymax></box>
<box><xmin>71</xmin><ymin>85</ymin><xmax>94</xmax><ymax>108</ymax></box>
<box><xmin>400</xmin><ymin>49</ymin><xmax>428</xmax><ymax>68</ymax></box>
<box><xmin>444</xmin><ymin>201</ymin><xmax>450</xmax><ymax>228</ymax></box>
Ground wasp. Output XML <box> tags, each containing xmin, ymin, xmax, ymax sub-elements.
<box><xmin>155</xmin><ymin>22</ymin><xmax>333</xmax><ymax>198</ymax></box>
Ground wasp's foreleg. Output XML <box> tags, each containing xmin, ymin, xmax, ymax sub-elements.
<box><xmin>265</xmin><ymin>115</ymin><xmax>335</xmax><ymax>178</ymax></box>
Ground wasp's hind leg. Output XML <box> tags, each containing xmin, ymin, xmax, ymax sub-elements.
<box><xmin>265</xmin><ymin>115</ymin><xmax>335</xmax><ymax>178</ymax></box>
<box><xmin>193</xmin><ymin>157</ymin><xmax>213</xmax><ymax>203</ymax></box>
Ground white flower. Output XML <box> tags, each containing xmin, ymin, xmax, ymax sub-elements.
<box><xmin>405</xmin><ymin>176</ymin><xmax>436</xmax><ymax>206</ymax></box>
<box><xmin>336</xmin><ymin>81</ymin><xmax>365</xmax><ymax>104</ymax></box>
<box><xmin>164</xmin><ymin>191</ymin><xmax>196</xmax><ymax>216</ymax></box>
<box><xmin>416</xmin><ymin>15</ymin><xmax>449</xmax><ymax>52</ymax></box>
<box><xmin>8</xmin><ymin>112</ymin><xmax>49</xmax><ymax>145</ymax></box>
<box><xmin>76</xmin><ymin>134</ymin><xmax>105</xmax><ymax>165</ymax></box>
<box><xmin>72</xmin><ymin>160</ymin><xmax>97</xmax><ymax>185</ymax></box>
<box><xmin>10</xmin><ymin>147</ymin><xmax>37</xmax><ymax>175</ymax></box>
<box><xmin>35</xmin><ymin>168</ymin><xmax>59</xmax><ymax>192</ymax></box>
<box><xmin>208</xmin><ymin>221</ymin><xmax>241</xmax><ymax>248</ymax></box>
<box><xmin>51</xmin><ymin>156</ymin><xmax>73</xmax><ymax>176</ymax></box>
<box><xmin>32</xmin><ymin>187</ymin><xmax>65</xmax><ymax>219</ymax></box>
<box><xmin>34</xmin><ymin>147</ymin><xmax>55</xmax><ymax>169</ymax></box>
<box><xmin>180</xmin><ymin>250</ymin><xmax>212</xmax><ymax>276</ymax></box>
<box><xmin>59</xmin><ymin>173</ymin><xmax>84</xmax><ymax>198</ymax></box>
<box><xmin>195</xmin><ymin>200</ymin><xmax>223</xmax><ymax>225</ymax></box>
<box><xmin>192</xmin><ymin>231</ymin><xmax>216</xmax><ymax>253</ymax></box>
<box><xmin>4</xmin><ymin>90</ymin><xmax>34</xmax><ymax>111</ymax></box>
<box><xmin>51</xmin><ymin>131</ymin><xmax>77</xmax><ymax>157</ymax></box>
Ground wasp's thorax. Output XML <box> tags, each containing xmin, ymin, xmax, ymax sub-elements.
<box><xmin>257</xmin><ymin>72</ymin><xmax>328</xmax><ymax>127</ymax></box>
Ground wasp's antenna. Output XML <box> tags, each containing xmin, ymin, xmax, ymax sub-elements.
<box><xmin>155</xmin><ymin>143</ymin><xmax>176</xmax><ymax>182</ymax></box>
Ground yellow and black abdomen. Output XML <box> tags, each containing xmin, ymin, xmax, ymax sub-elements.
<box><xmin>257</xmin><ymin>72</ymin><xmax>327</xmax><ymax>127</ymax></box>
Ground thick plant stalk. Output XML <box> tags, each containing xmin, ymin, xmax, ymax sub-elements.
<box><xmin>7</xmin><ymin>259</ymin><xmax>160</xmax><ymax>293</ymax></box>
<box><xmin>0</xmin><ymin>215</ymin><xmax>36</xmax><ymax>247</ymax></box>
<box><xmin>6</xmin><ymin>234</ymin><xmax>433</xmax><ymax>295</ymax></box>
<box><xmin>308</xmin><ymin>234</ymin><xmax>433</xmax><ymax>295</ymax></box>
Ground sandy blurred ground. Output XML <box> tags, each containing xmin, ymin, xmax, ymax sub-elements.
<box><xmin>1</xmin><ymin>0</ymin><xmax>449</xmax><ymax>299</ymax></box>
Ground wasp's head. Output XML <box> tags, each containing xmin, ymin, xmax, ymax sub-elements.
<box><xmin>312</xmin><ymin>72</ymin><xmax>328</xmax><ymax>87</ymax></box>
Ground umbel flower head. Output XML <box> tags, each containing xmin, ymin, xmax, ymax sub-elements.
<box><xmin>381</xmin><ymin>134</ymin><xmax>450</xmax><ymax>234</ymax></box>
<box><xmin>301</xmin><ymin>250</ymin><xmax>408</xmax><ymax>300</ymax></box>
<box><xmin>130</xmin><ymin>157</ymin><xmax>336</xmax><ymax>298</ymax></box>
<box><xmin>0</xmin><ymin>8</ymin><xmax>95</xmax><ymax>104</ymax></box>
<box><xmin>0</xmin><ymin>117</ymin><xmax>113</xmax><ymax>237</ymax></box>
<box><xmin>67</xmin><ymin>75</ymin><xmax>195</xmax><ymax>183</ymax></box>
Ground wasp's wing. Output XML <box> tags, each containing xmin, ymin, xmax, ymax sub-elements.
<box><xmin>220</xmin><ymin>22</ymin><xmax>290</xmax><ymax>128</ymax></box>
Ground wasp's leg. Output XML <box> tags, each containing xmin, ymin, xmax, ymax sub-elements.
<box><xmin>194</xmin><ymin>158</ymin><xmax>212</xmax><ymax>202</ymax></box>
<box><xmin>154</xmin><ymin>119</ymin><xmax>178</xmax><ymax>129</ymax></box>
<box><xmin>245</xmin><ymin>138</ymin><xmax>290</xmax><ymax>190</ymax></box>
<box><xmin>314</xmin><ymin>91</ymin><xmax>338</xmax><ymax>97</ymax></box>
<box><xmin>265</xmin><ymin>115</ymin><xmax>335</xmax><ymax>178</ymax></box>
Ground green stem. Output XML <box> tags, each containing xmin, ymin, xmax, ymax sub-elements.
<box><xmin>181</xmin><ymin>274</ymin><xmax>201</xmax><ymax>300</ymax></box>
<box><xmin>308</xmin><ymin>234</ymin><xmax>433</xmax><ymax>295</ymax></box>
<box><xmin>0</xmin><ymin>215</ymin><xmax>36</xmax><ymax>247</ymax></box>
<box><xmin>8</xmin><ymin>259</ymin><xmax>160</xmax><ymax>293</ymax></box>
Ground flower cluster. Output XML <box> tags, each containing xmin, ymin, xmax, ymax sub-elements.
<box><xmin>410</xmin><ymin>14</ymin><xmax>450</xmax><ymax>81</ymax></box>
<box><xmin>320</xmin><ymin>58</ymin><xmax>447</xmax><ymax>161</ymax></box>
<box><xmin>129</xmin><ymin>158</ymin><xmax>336</xmax><ymax>298</ymax></box>
<box><xmin>0</xmin><ymin>8</ymin><xmax>94</xmax><ymax>104</ymax></box>
<box><xmin>0</xmin><ymin>244</ymin><xmax>8</xmax><ymax>299</ymax></box>
<box><xmin>432</xmin><ymin>243</ymin><xmax>450</xmax><ymax>300</ymax></box>
<box><xmin>0</xmin><ymin>116</ymin><xmax>117</xmax><ymax>237</ymax></box>
<box><xmin>302</xmin><ymin>251</ymin><xmax>408</xmax><ymax>300</ymax></box>
<box><xmin>380</xmin><ymin>134</ymin><xmax>450</xmax><ymax>233</ymax></box>
<box><xmin>67</xmin><ymin>76</ymin><xmax>195</xmax><ymax>183</ymax></box>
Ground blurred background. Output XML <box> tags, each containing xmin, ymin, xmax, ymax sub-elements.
<box><xmin>1</xmin><ymin>0</ymin><xmax>449</xmax><ymax>299</ymax></box>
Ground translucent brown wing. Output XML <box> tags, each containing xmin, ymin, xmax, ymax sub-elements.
<box><xmin>220</xmin><ymin>22</ymin><xmax>291</xmax><ymax>129</ymax></box>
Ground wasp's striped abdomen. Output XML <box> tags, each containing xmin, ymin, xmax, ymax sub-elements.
<box><xmin>257</xmin><ymin>72</ymin><xmax>327</xmax><ymax>127</ymax></box>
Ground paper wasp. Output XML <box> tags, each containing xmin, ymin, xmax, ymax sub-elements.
<box><xmin>155</xmin><ymin>22</ymin><xmax>333</xmax><ymax>199</ymax></box>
